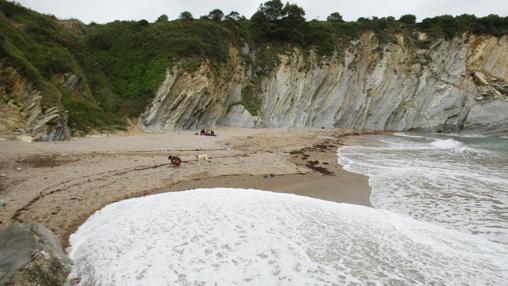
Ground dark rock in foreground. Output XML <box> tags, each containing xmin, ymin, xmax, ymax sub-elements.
<box><xmin>0</xmin><ymin>223</ymin><xmax>71</xmax><ymax>286</ymax></box>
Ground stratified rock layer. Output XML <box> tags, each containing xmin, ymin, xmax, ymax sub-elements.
<box><xmin>0</xmin><ymin>67</ymin><xmax>70</xmax><ymax>141</ymax></box>
<box><xmin>141</xmin><ymin>34</ymin><xmax>508</xmax><ymax>135</ymax></box>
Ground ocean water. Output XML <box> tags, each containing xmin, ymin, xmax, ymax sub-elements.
<box><xmin>338</xmin><ymin>133</ymin><xmax>508</xmax><ymax>245</ymax></box>
<box><xmin>68</xmin><ymin>188</ymin><xmax>508</xmax><ymax>285</ymax></box>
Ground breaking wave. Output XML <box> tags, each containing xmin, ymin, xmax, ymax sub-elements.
<box><xmin>338</xmin><ymin>134</ymin><xmax>508</xmax><ymax>245</ymax></box>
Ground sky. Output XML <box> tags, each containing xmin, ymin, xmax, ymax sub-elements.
<box><xmin>13</xmin><ymin>0</ymin><xmax>508</xmax><ymax>24</ymax></box>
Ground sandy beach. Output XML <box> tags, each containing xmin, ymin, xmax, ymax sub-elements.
<box><xmin>0</xmin><ymin>128</ymin><xmax>373</xmax><ymax>247</ymax></box>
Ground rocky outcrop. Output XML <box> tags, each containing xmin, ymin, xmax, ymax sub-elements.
<box><xmin>139</xmin><ymin>47</ymin><xmax>248</xmax><ymax>130</ymax></box>
<box><xmin>0</xmin><ymin>66</ymin><xmax>70</xmax><ymax>141</ymax></box>
<box><xmin>141</xmin><ymin>33</ymin><xmax>508</xmax><ymax>135</ymax></box>
<box><xmin>219</xmin><ymin>104</ymin><xmax>257</xmax><ymax>128</ymax></box>
<box><xmin>0</xmin><ymin>223</ymin><xmax>72</xmax><ymax>286</ymax></box>
<box><xmin>30</xmin><ymin>107</ymin><xmax>70</xmax><ymax>141</ymax></box>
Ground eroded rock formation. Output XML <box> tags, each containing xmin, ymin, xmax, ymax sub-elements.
<box><xmin>0</xmin><ymin>67</ymin><xmax>70</xmax><ymax>141</ymax></box>
<box><xmin>141</xmin><ymin>33</ymin><xmax>508</xmax><ymax>135</ymax></box>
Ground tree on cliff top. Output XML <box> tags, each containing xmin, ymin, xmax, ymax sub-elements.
<box><xmin>156</xmin><ymin>15</ymin><xmax>168</xmax><ymax>23</ymax></box>
<box><xmin>207</xmin><ymin>9</ymin><xmax>225</xmax><ymax>21</ymax></box>
<box><xmin>327</xmin><ymin>12</ymin><xmax>344</xmax><ymax>23</ymax></box>
<box><xmin>226</xmin><ymin>11</ymin><xmax>243</xmax><ymax>21</ymax></box>
<box><xmin>179</xmin><ymin>11</ymin><xmax>193</xmax><ymax>21</ymax></box>
<box><xmin>399</xmin><ymin>14</ymin><xmax>416</xmax><ymax>24</ymax></box>
<box><xmin>250</xmin><ymin>0</ymin><xmax>306</xmax><ymax>43</ymax></box>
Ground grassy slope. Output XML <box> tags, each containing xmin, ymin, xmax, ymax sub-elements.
<box><xmin>0</xmin><ymin>0</ymin><xmax>112</xmax><ymax>131</ymax></box>
<box><xmin>84</xmin><ymin>19</ymin><xmax>241</xmax><ymax>117</ymax></box>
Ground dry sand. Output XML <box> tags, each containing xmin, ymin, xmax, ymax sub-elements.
<box><xmin>0</xmin><ymin>128</ymin><xmax>374</xmax><ymax>247</ymax></box>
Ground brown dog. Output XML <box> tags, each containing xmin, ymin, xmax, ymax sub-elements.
<box><xmin>168</xmin><ymin>156</ymin><xmax>182</xmax><ymax>167</ymax></box>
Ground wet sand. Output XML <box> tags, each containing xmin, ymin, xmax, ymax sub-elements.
<box><xmin>0</xmin><ymin>128</ymin><xmax>374</xmax><ymax>247</ymax></box>
<box><xmin>151</xmin><ymin>143</ymin><xmax>371</xmax><ymax>206</ymax></box>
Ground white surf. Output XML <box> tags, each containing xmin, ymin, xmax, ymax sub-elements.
<box><xmin>68</xmin><ymin>188</ymin><xmax>508</xmax><ymax>285</ymax></box>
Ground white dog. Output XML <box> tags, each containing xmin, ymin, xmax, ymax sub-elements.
<box><xmin>195</xmin><ymin>152</ymin><xmax>209</xmax><ymax>164</ymax></box>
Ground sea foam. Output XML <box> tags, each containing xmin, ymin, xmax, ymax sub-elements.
<box><xmin>339</xmin><ymin>134</ymin><xmax>508</xmax><ymax>245</ymax></box>
<box><xmin>68</xmin><ymin>188</ymin><xmax>508</xmax><ymax>285</ymax></box>
<box><xmin>429</xmin><ymin>138</ymin><xmax>463</xmax><ymax>149</ymax></box>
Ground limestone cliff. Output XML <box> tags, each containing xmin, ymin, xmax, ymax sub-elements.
<box><xmin>0</xmin><ymin>66</ymin><xmax>70</xmax><ymax>141</ymax></box>
<box><xmin>141</xmin><ymin>33</ymin><xmax>508</xmax><ymax>135</ymax></box>
<box><xmin>140</xmin><ymin>47</ymin><xmax>249</xmax><ymax>130</ymax></box>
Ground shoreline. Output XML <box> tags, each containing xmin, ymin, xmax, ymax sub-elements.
<box><xmin>135</xmin><ymin>137</ymin><xmax>372</xmax><ymax>207</ymax></box>
<box><xmin>0</xmin><ymin>128</ymin><xmax>374</xmax><ymax>247</ymax></box>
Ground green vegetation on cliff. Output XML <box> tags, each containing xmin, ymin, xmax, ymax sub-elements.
<box><xmin>84</xmin><ymin>19</ymin><xmax>239</xmax><ymax>115</ymax></box>
<box><xmin>0</xmin><ymin>0</ymin><xmax>112</xmax><ymax>131</ymax></box>
<box><xmin>1</xmin><ymin>0</ymin><xmax>507</xmax><ymax>133</ymax></box>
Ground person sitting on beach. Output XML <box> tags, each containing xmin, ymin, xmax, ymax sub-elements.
<box><xmin>168</xmin><ymin>156</ymin><xmax>182</xmax><ymax>167</ymax></box>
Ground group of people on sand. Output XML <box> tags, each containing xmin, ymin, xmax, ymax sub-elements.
<box><xmin>169</xmin><ymin>128</ymin><xmax>216</xmax><ymax>167</ymax></box>
<box><xmin>199</xmin><ymin>128</ymin><xmax>216</xmax><ymax>136</ymax></box>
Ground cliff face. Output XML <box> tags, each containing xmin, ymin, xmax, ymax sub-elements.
<box><xmin>3</xmin><ymin>32</ymin><xmax>506</xmax><ymax>139</ymax></box>
<box><xmin>139</xmin><ymin>47</ymin><xmax>248</xmax><ymax>131</ymax></box>
<box><xmin>0</xmin><ymin>67</ymin><xmax>70</xmax><ymax>141</ymax></box>
<box><xmin>3</xmin><ymin>0</ymin><xmax>507</xmax><ymax>139</ymax></box>
<box><xmin>141</xmin><ymin>33</ymin><xmax>508</xmax><ymax>135</ymax></box>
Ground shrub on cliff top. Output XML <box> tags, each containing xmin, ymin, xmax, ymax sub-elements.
<box><xmin>399</xmin><ymin>14</ymin><xmax>417</xmax><ymax>25</ymax></box>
